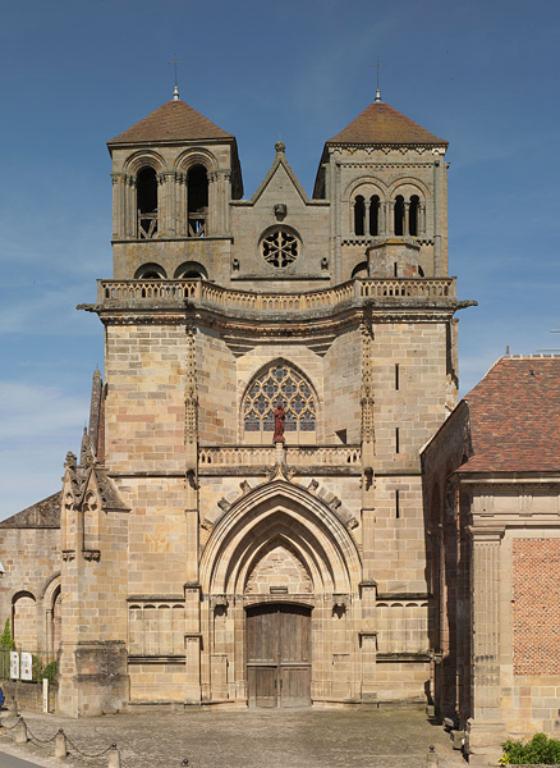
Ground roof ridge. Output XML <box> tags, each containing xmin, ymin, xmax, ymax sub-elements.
<box><xmin>326</xmin><ymin>99</ymin><xmax>447</xmax><ymax>146</ymax></box>
<box><xmin>108</xmin><ymin>98</ymin><xmax>233</xmax><ymax>145</ymax></box>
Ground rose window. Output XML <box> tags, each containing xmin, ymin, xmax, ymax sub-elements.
<box><xmin>261</xmin><ymin>228</ymin><xmax>299</xmax><ymax>268</ymax></box>
<box><xmin>243</xmin><ymin>362</ymin><xmax>316</xmax><ymax>436</ymax></box>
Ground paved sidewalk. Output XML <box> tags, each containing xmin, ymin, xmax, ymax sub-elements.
<box><xmin>2</xmin><ymin>707</ymin><xmax>465</xmax><ymax>768</ymax></box>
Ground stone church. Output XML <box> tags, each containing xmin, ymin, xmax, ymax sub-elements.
<box><xmin>5</xmin><ymin>84</ymin><xmax>559</xmax><ymax>763</ymax></box>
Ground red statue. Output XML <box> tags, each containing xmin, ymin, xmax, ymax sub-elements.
<box><xmin>273</xmin><ymin>404</ymin><xmax>286</xmax><ymax>443</ymax></box>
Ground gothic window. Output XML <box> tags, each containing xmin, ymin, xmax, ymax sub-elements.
<box><xmin>409</xmin><ymin>195</ymin><xmax>420</xmax><ymax>236</ymax></box>
<box><xmin>187</xmin><ymin>165</ymin><xmax>208</xmax><ymax>238</ymax></box>
<box><xmin>353</xmin><ymin>195</ymin><xmax>365</xmax><ymax>236</ymax></box>
<box><xmin>134</xmin><ymin>263</ymin><xmax>167</xmax><ymax>279</ymax></box>
<box><xmin>369</xmin><ymin>195</ymin><xmax>380</xmax><ymax>236</ymax></box>
<box><xmin>394</xmin><ymin>195</ymin><xmax>405</xmax><ymax>236</ymax></box>
<box><xmin>243</xmin><ymin>361</ymin><xmax>316</xmax><ymax>441</ymax></box>
<box><xmin>261</xmin><ymin>228</ymin><xmax>299</xmax><ymax>268</ymax></box>
<box><xmin>137</xmin><ymin>166</ymin><xmax>158</xmax><ymax>239</ymax></box>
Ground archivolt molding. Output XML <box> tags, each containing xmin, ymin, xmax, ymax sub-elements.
<box><xmin>123</xmin><ymin>149</ymin><xmax>167</xmax><ymax>175</ymax></box>
<box><xmin>387</xmin><ymin>175</ymin><xmax>430</xmax><ymax>199</ymax></box>
<box><xmin>200</xmin><ymin>479</ymin><xmax>362</xmax><ymax>596</ymax></box>
<box><xmin>344</xmin><ymin>176</ymin><xmax>387</xmax><ymax>202</ymax></box>
<box><xmin>174</xmin><ymin>148</ymin><xmax>218</xmax><ymax>175</ymax></box>
<box><xmin>40</xmin><ymin>572</ymin><xmax>61</xmax><ymax>604</ymax></box>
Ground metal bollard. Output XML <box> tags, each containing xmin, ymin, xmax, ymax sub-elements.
<box><xmin>107</xmin><ymin>744</ymin><xmax>120</xmax><ymax>768</ymax></box>
<box><xmin>426</xmin><ymin>744</ymin><xmax>439</xmax><ymax>768</ymax></box>
<box><xmin>13</xmin><ymin>719</ymin><xmax>28</xmax><ymax>745</ymax></box>
<box><xmin>54</xmin><ymin>728</ymin><xmax>67</xmax><ymax>759</ymax></box>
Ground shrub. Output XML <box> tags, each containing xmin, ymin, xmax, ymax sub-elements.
<box><xmin>0</xmin><ymin>619</ymin><xmax>14</xmax><ymax>651</ymax></box>
<box><xmin>41</xmin><ymin>660</ymin><xmax>57</xmax><ymax>684</ymax></box>
<box><xmin>502</xmin><ymin>733</ymin><xmax>560</xmax><ymax>765</ymax></box>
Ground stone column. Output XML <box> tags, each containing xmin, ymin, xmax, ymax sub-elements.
<box><xmin>125</xmin><ymin>175</ymin><xmax>137</xmax><ymax>239</ymax></box>
<box><xmin>175</xmin><ymin>173</ymin><xmax>187</xmax><ymax>237</ymax></box>
<box><xmin>207</xmin><ymin>171</ymin><xmax>218</xmax><ymax>236</ymax></box>
<box><xmin>466</xmin><ymin>526</ymin><xmax>506</xmax><ymax>766</ymax></box>
<box><xmin>404</xmin><ymin>201</ymin><xmax>411</xmax><ymax>236</ymax></box>
<box><xmin>183</xmin><ymin>313</ymin><xmax>202</xmax><ymax>704</ymax></box>
<box><xmin>159</xmin><ymin>171</ymin><xmax>176</xmax><ymax>237</ymax></box>
<box><xmin>111</xmin><ymin>173</ymin><xmax>125</xmax><ymax>240</ymax></box>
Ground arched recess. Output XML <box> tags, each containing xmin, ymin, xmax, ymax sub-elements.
<box><xmin>12</xmin><ymin>591</ymin><xmax>37</xmax><ymax>651</ymax></box>
<box><xmin>175</xmin><ymin>150</ymin><xmax>218</xmax><ymax>238</ymax></box>
<box><xmin>174</xmin><ymin>261</ymin><xmax>208</xmax><ymax>280</ymax></box>
<box><xmin>201</xmin><ymin>480</ymin><xmax>362</xmax><ymax>597</ymax></box>
<box><xmin>135</xmin><ymin>262</ymin><xmax>167</xmax><ymax>279</ymax></box>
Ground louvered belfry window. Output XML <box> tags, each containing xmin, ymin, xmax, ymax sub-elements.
<box><xmin>243</xmin><ymin>362</ymin><xmax>316</xmax><ymax>438</ymax></box>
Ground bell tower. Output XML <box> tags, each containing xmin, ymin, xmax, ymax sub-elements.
<box><xmin>107</xmin><ymin>88</ymin><xmax>243</xmax><ymax>283</ymax></box>
<box><xmin>313</xmin><ymin>90</ymin><xmax>449</xmax><ymax>283</ymax></box>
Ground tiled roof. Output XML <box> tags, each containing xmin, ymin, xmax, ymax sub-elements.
<box><xmin>108</xmin><ymin>98</ymin><xmax>233</xmax><ymax>145</ymax></box>
<box><xmin>327</xmin><ymin>100</ymin><xmax>447</xmax><ymax>146</ymax></box>
<box><xmin>0</xmin><ymin>492</ymin><xmax>61</xmax><ymax>528</ymax></box>
<box><xmin>460</xmin><ymin>356</ymin><xmax>560</xmax><ymax>473</ymax></box>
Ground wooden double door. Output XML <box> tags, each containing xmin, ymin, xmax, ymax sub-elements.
<box><xmin>246</xmin><ymin>603</ymin><xmax>311</xmax><ymax>708</ymax></box>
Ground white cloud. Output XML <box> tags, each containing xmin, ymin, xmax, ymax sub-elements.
<box><xmin>0</xmin><ymin>381</ymin><xmax>88</xmax><ymax>442</ymax></box>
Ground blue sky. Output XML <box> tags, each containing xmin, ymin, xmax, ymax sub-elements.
<box><xmin>0</xmin><ymin>0</ymin><xmax>559</xmax><ymax>519</ymax></box>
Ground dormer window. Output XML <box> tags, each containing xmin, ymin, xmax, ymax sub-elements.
<box><xmin>137</xmin><ymin>167</ymin><xmax>158</xmax><ymax>239</ymax></box>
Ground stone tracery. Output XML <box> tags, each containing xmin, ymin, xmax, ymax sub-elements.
<box><xmin>242</xmin><ymin>360</ymin><xmax>316</xmax><ymax>439</ymax></box>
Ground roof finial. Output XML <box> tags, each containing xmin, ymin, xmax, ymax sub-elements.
<box><xmin>171</xmin><ymin>55</ymin><xmax>180</xmax><ymax>100</ymax></box>
<box><xmin>375</xmin><ymin>57</ymin><xmax>382</xmax><ymax>102</ymax></box>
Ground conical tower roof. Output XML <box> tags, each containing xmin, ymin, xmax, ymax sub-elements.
<box><xmin>108</xmin><ymin>98</ymin><xmax>233</xmax><ymax>146</ymax></box>
<box><xmin>326</xmin><ymin>100</ymin><xmax>447</xmax><ymax>146</ymax></box>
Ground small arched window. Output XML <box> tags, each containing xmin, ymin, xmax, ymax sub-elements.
<box><xmin>394</xmin><ymin>195</ymin><xmax>405</xmax><ymax>236</ymax></box>
<box><xmin>369</xmin><ymin>195</ymin><xmax>380</xmax><ymax>236</ymax></box>
<box><xmin>409</xmin><ymin>195</ymin><xmax>420</xmax><ymax>236</ymax></box>
<box><xmin>174</xmin><ymin>261</ymin><xmax>208</xmax><ymax>280</ymax></box>
<box><xmin>137</xmin><ymin>167</ymin><xmax>158</xmax><ymax>239</ymax></box>
<box><xmin>242</xmin><ymin>361</ymin><xmax>317</xmax><ymax>445</ymax></box>
<box><xmin>134</xmin><ymin>263</ymin><xmax>167</xmax><ymax>280</ymax></box>
<box><xmin>187</xmin><ymin>165</ymin><xmax>208</xmax><ymax>238</ymax></box>
<box><xmin>12</xmin><ymin>591</ymin><xmax>37</xmax><ymax>651</ymax></box>
<box><xmin>353</xmin><ymin>195</ymin><xmax>365</xmax><ymax>236</ymax></box>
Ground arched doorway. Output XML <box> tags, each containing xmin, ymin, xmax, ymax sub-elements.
<box><xmin>246</xmin><ymin>603</ymin><xmax>311</xmax><ymax>708</ymax></box>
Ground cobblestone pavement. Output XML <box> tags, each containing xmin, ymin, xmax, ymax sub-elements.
<box><xmin>2</xmin><ymin>707</ymin><xmax>466</xmax><ymax>768</ymax></box>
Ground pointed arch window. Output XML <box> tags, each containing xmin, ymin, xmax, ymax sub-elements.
<box><xmin>243</xmin><ymin>361</ymin><xmax>317</xmax><ymax>444</ymax></box>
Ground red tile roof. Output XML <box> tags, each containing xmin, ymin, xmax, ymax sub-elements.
<box><xmin>327</xmin><ymin>100</ymin><xmax>447</xmax><ymax>146</ymax></box>
<box><xmin>460</xmin><ymin>357</ymin><xmax>560</xmax><ymax>473</ymax></box>
<box><xmin>108</xmin><ymin>98</ymin><xmax>233</xmax><ymax>145</ymax></box>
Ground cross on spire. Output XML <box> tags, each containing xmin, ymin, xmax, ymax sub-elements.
<box><xmin>171</xmin><ymin>55</ymin><xmax>180</xmax><ymax>100</ymax></box>
<box><xmin>375</xmin><ymin>58</ymin><xmax>382</xmax><ymax>102</ymax></box>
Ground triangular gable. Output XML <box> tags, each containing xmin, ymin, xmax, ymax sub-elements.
<box><xmin>252</xmin><ymin>150</ymin><xmax>308</xmax><ymax>205</ymax></box>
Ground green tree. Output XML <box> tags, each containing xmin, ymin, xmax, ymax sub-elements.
<box><xmin>0</xmin><ymin>619</ymin><xmax>14</xmax><ymax>650</ymax></box>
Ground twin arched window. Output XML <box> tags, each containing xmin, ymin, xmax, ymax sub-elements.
<box><xmin>242</xmin><ymin>361</ymin><xmax>317</xmax><ymax>443</ymax></box>
<box><xmin>135</xmin><ymin>163</ymin><xmax>209</xmax><ymax>239</ymax></box>
<box><xmin>394</xmin><ymin>194</ymin><xmax>421</xmax><ymax>237</ymax></box>
<box><xmin>353</xmin><ymin>195</ymin><xmax>380</xmax><ymax>237</ymax></box>
<box><xmin>352</xmin><ymin>190</ymin><xmax>423</xmax><ymax>238</ymax></box>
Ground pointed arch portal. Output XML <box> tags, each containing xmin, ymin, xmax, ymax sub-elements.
<box><xmin>200</xmin><ymin>479</ymin><xmax>362</xmax><ymax>706</ymax></box>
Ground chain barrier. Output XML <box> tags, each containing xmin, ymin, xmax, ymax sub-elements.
<box><xmin>26</xmin><ymin>723</ymin><xmax>60</xmax><ymax>745</ymax></box>
<box><xmin>65</xmin><ymin>733</ymin><xmax>117</xmax><ymax>759</ymax></box>
<box><xmin>0</xmin><ymin>715</ymin><xmax>22</xmax><ymax>731</ymax></box>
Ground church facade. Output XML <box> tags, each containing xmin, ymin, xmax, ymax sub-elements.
<box><xmin>1</xmin><ymin>91</ymin><xmax>469</xmax><ymax>716</ymax></box>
